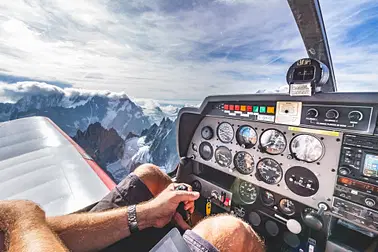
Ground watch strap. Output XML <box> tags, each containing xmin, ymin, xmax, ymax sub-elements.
<box><xmin>127</xmin><ymin>205</ymin><xmax>139</xmax><ymax>234</ymax></box>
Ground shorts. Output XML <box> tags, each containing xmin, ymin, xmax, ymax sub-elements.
<box><xmin>91</xmin><ymin>173</ymin><xmax>219</xmax><ymax>252</ymax></box>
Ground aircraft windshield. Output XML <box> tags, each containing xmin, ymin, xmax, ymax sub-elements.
<box><xmin>321</xmin><ymin>0</ymin><xmax>378</xmax><ymax>92</ymax></box>
<box><xmin>0</xmin><ymin>1</ymin><xmax>376</xmax><ymax>181</ymax></box>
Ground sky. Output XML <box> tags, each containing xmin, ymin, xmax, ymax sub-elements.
<box><xmin>0</xmin><ymin>0</ymin><xmax>377</xmax><ymax>104</ymax></box>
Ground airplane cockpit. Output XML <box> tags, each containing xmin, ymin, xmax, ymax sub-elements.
<box><xmin>173</xmin><ymin>57</ymin><xmax>378</xmax><ymax>251</ymax></box>
<box><xmin>1</xmin><ymin>1</ymin><xmax>378</xmax><ymax>252</ymax></box>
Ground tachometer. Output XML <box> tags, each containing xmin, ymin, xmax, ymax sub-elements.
<box><xmin>217</xmin><ymin>122</ymin><xmax>234</xmax><ymax>143</ymax></box>
<box><xmin>260</xmin><ymin>129</ymin><xmax>287</xmax><ymax>155</ymax></box>
<box><xmin>279</xmin><ymin>199</ymin><xmax>296</xmax><ymax>216</ymax></box>
<box><xmin>236</xmin><ymin>126</ymin><xmax>258</xmax><ymax>148</ymax></box>
<box><xmin>261</xmin><ymin>190</ymin><xmax>275</xmax><ymax>206</ymax></box>
<box><xmin>234</xmin><ymin>151</ymin><xmax>254</xmax><ymax>175</ymax></box>
<box><xmin>256</xmin><ymin>158</ymin><xmax>283</xmax><ymax>184</ymax></box>
<box><xmin>239</xmin><ymin>181</ymin><xmax>258</xmax><ymax>204</ymax></box>
<box><xmin>290</xmin><ymin>134</ymin><xmax>324</xmax><ymax>162</ymax></box>
<box><xmin>215</xmin><ymin>146</ymin><xmax>232</xmax><ymax>167</ymax></box>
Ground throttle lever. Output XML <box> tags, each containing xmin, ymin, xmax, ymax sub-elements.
<box><xmin>175</xmin><ymin>184</ymin><xmax>192</xmax><ymax>226</ymax></box>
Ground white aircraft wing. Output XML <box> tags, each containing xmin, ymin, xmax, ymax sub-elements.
<box><xmin>0</xmin><ymin>116</ymin><xmax>115</xmax><ymax>216</ymax></box>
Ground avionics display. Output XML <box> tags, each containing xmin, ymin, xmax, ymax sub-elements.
<box><xmin>338</xmin><ymin>177</ymin><xmax>378</xmax><ymax>194</ymax></box>
<box><xmin>363</xmin><ymin>154</ymin><xmax>378</xmax><ymax>178</ymax></box>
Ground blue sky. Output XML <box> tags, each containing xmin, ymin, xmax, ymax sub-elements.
<box><xmin>0</xmin><ymin>0</ymin><xmax>377</xmax><ymax>103</ymax></box>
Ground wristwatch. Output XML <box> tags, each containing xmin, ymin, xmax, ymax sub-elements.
<box><xmin>127</xmin><ymin>205</ymin><xmax>139</xmax><ymax>234</ymax></box>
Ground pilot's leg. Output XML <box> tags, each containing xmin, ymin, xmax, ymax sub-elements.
<box><xmin>91</xmin><ymin>163</ymin><xmax>172</xmax><ymax>211</ymax></box>
<box><xmin>184</xmin><ymin>214</ymin><xmax>265</xmax><ymax>252</ymax></box>
<box><xmin>90</xmin><ymin>163</ymin><xmax>173</xmax><ymax>252</ymax></box>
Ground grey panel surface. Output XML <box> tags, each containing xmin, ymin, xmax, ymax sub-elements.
<box><xmin>0</xmin><ymin>117</ymin><xmax>110</xmax><ymax>216</ymax></box>
<box><xmin>187</xmin><ymin>116</ymin><xmax>342</xmax><ymax>210</ymax></box>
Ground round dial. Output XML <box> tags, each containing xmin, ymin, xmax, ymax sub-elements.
<box><xmin>326</xmin><ymin>109</ymin><xmax>339</xmax><ymax>119</ymax></box>
<box><xmin>201</xmin><ymin>126</ymin><xmax>214</xmax><ymax>140</ymax></box>
<box><xmin>348</xmin><ymin>111</ymin><xmax>363</xmax><ymax>121</ymax></box>
<box><xmin>279</xmin><ymin>199</ymin><xmax>296</xmax><ymax>216</ymax></box>
<box><xmin>260</xmin><ymin>129</ymin><xmax>287</xmax><ymax>155</ymax></box>
<box><xmin>217</xmin><ymin>122</ymin><xmax>234</xmax><ymax>143</ymax></box>
<box><xmin>290</xmin><ymin>134</ymin><xmax>324</xmax><ymax>162</ymax></box>
<box><xmin>256</xmin><ymin>158</ymin><xmax>283</xmax><ymax>184</ymax></box>
<box><xmin>234</xmin><ymin>152</ymin><xmax>255</xmax><ymax>175</ymax></box>
<box><xmin>306</xmin><ymin>108</ymin><xmax>319</xmax><ymax>118</ymax></box>
<box><xmin>215</xmin><ymin>146</ymin><xmax>232</xmax><ymax>167</ymax></box>
<box><xmin>239</xmin><ymin>181</ymin><xmax>258</xmax><ymax>204</ymax></box>
<box><xmin>236</xmin><ymin>126</ymin><xmax>258</xmax><ymax>148</ymax></box>
<box><xmin>199</xmin><ymin>142</ymin><xmax>213</xmax><ymax>161</ymax></box>
<box><xmin>261</xmin><ymin>190</ymin><xmax>275</xmax><ymax>206</ymax></box>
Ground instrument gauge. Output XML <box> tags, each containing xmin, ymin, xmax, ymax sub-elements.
<box><xmin>234</xmin><ymin>151</ymin><xmax>254</xmax><ymax>175</ymax></box>
<box><xmin>261</xmin><ymin>190</ymin><xmax>275</xmax><ymax>206</ymax></box>
<box><xmin>199</xmin><ymin>142</ymin><xmax>213</xmax><ymax>161</ymax></box>
<box><xmin>236</xmin><ymin>126</ymin><xmax>258</xmax><ymax>148</ymax></box>
<box><xmin>217</xmin><ymin>122</ymin><xmax>234</xmax><ymax>143</ymax></box>
<box><xmin>256</xmin><ymin>158</ymin><xmax>283</xmax><ymax>185</ymax></box>
<box><xmin>215</xmin><ymin>146</ymin><xmax>232</xmax><ymax>167</ymax></box>
<box><xmin>201</xmin><ymin>126</ymin><xmax>214</xmax><ymax>140</ymax></box>
<box><xmin>239</xmin><ymin>181</ymin><xmax>258</xmax><ymax>204</ymax></box>
<box><xmin>290</xmin><ymin>134</ymin><xmax>324</xmax><ymax>163</ymax></box>
<box><xmin>260</xmin><ymin>129</ymin><xmax>287</xmax><ymax>155</ymax></box>
<box><xmin>279</xmin><ymin>199</ymin><xmax>296</xmax><ymax>216</ymax></box>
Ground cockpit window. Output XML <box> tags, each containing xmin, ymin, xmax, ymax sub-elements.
<box><xmin>321</xmin><ymin>0</ymin><xmax>378</xmax><ymax>91</ymax></box>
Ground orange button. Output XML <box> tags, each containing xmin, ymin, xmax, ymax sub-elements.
<box><xmin>267</xmin><ymin>106</ymin><xmax>275</xmax><ymax>114</ymax></box>
<box><xmin>240</xmin><ymin>105</ymin><xmax>246</xmax><ymax>112</ymax></box>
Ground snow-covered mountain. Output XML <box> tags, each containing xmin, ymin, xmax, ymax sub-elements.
<box><xmin>256</xmin><ymin>85</ymin><xmax>289</xmax><ymax>94</ymax></box>
<box><xmin>133</xmin><ymin>98</ymin><xmax>181</xmax><ymax>124</ymax></box>
<box><xmin>106</xmin><ymin>117</ymin><xmax>178</xmax><ymax>182</ymax></box>
<box><xmin>0</xmin><ymin>81</ymin><xmax>180</xmax><ymax>183</ymax></box>
<box><xmin>0</xmin><ymin>82</ymin><xmax>150</xmax><ymax>137</ymax></box>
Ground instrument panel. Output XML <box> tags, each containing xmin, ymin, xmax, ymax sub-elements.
<box><xmin>187</xmin><ymin>117</ymin><xmax>343</xmax><ymax>210</ymax></box>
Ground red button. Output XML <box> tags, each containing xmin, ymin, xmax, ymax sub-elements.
<box><xmin>224</xmin><ymin>198</ymin><xmax>230</xmax><ymax>207</ymax></box>
<box><xmin>247</xmin><ymin>106</ymin><xmax>252</xmax><ymax>112</ymax></box>
<box><xmin>235</xmin><ymin>105</ymin><xmax>240</xmax><ymax>111</ymax></box>
<box><xmin>224</xmin><ymin>104</ymin><xmax>229</xmax><ymax>110</ymax></box>
<box><xmin>229</xmin><ymin>105</ymin><xmax>235</xmax><ymax>110</ymax></box>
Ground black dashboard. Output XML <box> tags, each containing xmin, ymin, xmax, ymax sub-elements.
<box><xmin>175</xmin><ymin>92</ymin><xmax>378</xmax><ymax>252</ymax></box>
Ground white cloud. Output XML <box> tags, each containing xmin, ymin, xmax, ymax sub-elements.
<box><xmin>0</xmin><ymin>0</ymin><xmax>376</xmax><ymax>102</ymax></box>
<box><xmin>0</xmin><ymin>81</ymin><xmax>129</xmax><ymax>104</ymax></box>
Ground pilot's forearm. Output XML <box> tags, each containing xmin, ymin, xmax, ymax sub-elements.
<box><xmin>47</xmin><ymin>204</ymin><xmax>153</xmax><ymax>252</ymax></box>
<box><xmin>7</xmin><ymin>218</ymin><xmax>68</xmax><ymax>252</ymax></box>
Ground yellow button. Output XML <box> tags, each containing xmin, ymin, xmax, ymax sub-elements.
<box><xmin>240</xmin><ymin>105</ymin><xmax>247</xmax><ymax>112</ymax></box>
<box><xmin>267</xmin><ymin>107</ymin><xmax>275</xmax><ymax>114</ymax></box>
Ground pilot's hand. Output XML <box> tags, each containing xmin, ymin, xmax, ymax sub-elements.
<box><xmin>141</xmin><ymin>183</ymin><xmax>200</xmax><ymax>230</ymax></box>
<box><xmin>0</xmin><ymin>200</ymin><xmax>45</xmax><ymax>231</ymax></box>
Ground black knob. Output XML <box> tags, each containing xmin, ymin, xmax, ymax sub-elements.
<box><xmin>306</xmin><ymin>108</ymin><xmax>319</xmax><ymax>118</ymax></box>
<box><xmin>348</xmin><ymin>111</ymin><xmax>363</xmax><ymax>122</ymax></box>
<box><xmin>339</xmin><ymin>167</ymin><xmax>351</xmax><ymax>176</ymax></box>
<box><xmin>303</xmin><ymin>203</ymin><xmax>328</xmax><ymax>231</ymax></box>
<box><xmin>326</xmin><ymin>109</ymin><xmax>339</xmax><ymax>119</ymax></box>
<box><xmin>201</xmin><ymin>126</ymin><xmax>214</xmax><ymax>140</ymax></box>
<box><xmin>191</xmin><ymin>180</ymin><xmax>202</xmax><ymax>192</ymax></box>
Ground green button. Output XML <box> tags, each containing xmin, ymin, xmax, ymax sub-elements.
<box><xmin>259</xmin><ymin>106</ymin><xmax>266</xmax><ymax>113</ymax></box>
<box><xmin>253</xmin><ymin>106</ymin><xmax>259</xmax><ymax>113</ymax></box>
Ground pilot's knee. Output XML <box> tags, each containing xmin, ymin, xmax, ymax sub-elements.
<box><xmin>133</xmin><ymin>163</ymin><xmax>172</xmax><ymax>196</ymax></box>
<box><xmin>192</xmin><ymin>214</ymin><xmax>265</xmax><ymax>252</ymax></box>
